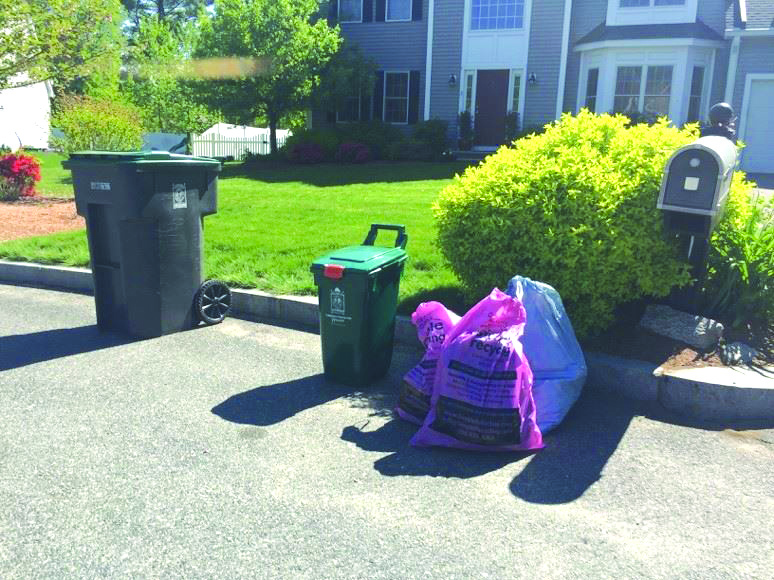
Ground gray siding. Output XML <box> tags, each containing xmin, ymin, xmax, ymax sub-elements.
<box><xmin>525</xmin><ymin>0</ymin><xmax>569</xmax><ymax>128</ymax></box>
<box><xmin>697</xmin><ymin>0</ymin><xmax>729</xmax><ymax>35</ymax></box>
<box><xmin>429</xmin><ymin>0</ymin><xmax>464</xmax><ymax>138</ymax></box>
<box><xmin>732</xmin><ymin>38</ymin><xmax>774</xmax><ymax>114</ymax></box>
<box><xmin>563</xmin><ymin>0</ymin><xmax>607</xmax><ymax>113</ymax></box>
<box><xmin>710</xmin><ymin>43</ymin><xmax>730</xmax><ymax>108</ymax></box>
<box><xmin>340</xmin><ymin>0</ymin><xmax>429</xmax><ymax>121</ymax></box>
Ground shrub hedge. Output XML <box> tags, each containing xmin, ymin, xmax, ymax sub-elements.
<box><xmin>433</xmin><ymin>111</ymin><xmax>753</xmax><ymax>337</ymax></box>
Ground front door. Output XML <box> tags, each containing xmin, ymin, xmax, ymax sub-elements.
<box><xmin>474</xmin><ymin>69</ymin><xmax>509</xmax><ymax>146</ymax></box>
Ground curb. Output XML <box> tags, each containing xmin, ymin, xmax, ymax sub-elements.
<box><xmin>1</xmin><ymin>260</ymin><xmax>771</xmax><ymax>423</ymax></box>
<box><xmin>0</xmin><ymin>259</ymin><xmax>422</xmax><ymax>350</ymax></box>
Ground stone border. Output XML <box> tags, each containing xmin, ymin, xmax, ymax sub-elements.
<box><xmin>1</xmin><ymin>259</ymin><xmax>771</xmax><ymax>422</ymax></box>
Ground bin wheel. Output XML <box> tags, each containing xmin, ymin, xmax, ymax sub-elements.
<box><xmin>196</xmin><ymin>279</ymin><xmax>232</xmax><ymax>325</ymax></box>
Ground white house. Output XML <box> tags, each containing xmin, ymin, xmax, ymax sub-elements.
<box><xmin>0</xmin><ymin>78</ymin><xmax>54</xmax><ymax>150</ymax></box>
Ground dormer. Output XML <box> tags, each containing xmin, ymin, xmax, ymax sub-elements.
<box><xmin>606</xmin><ymin>0</ymin><xmax>698</xmax><ymax>27</ymax></box>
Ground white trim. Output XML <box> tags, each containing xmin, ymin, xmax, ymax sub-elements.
<box><xmin>338</xmin><ymin>0</ymin><xmax>364</xmax><ymax>24</ymax></box>
<box><xmin>606</xmin><ymin>0</ymin><xmax>697</xmax><ymax>27</ymax></box>
<box><xmin>424</xmin><ymin>0</ymin><xmax>434</xmax><ymax>120</ymax></box>
<box><xmin>739</xmin><ymin>0</ymin><xmax>747</xmax><ymax>24</ymax></box>
<box><xmin>705</xmin><ymin>48</ymin><xmax>716</xmax><ymax>120</ymax></box>
<box><xmin>724</xmin><ymin>35</ymin><xmax>740</xmax><ymax>104</ymax></box>
<box><xmin>575</xmin><ymin>38</ymin><xmax>725</xmax><ymax>52</ymax></box>
<box><xmin>555</xmin><ymin>0</ymin><xmax>573</xmax><ymax>119</ymax></box>
<box><xmin>738</xmin><ymin>74</ymin><xmax>774</xmax><ymax>148</ymax></box>
<box><xmin>383</xmin><ymin>70</ymin><xmax>411</xmax><ymax>125</ymax></box>
<box><xmin>725</xmin><ymin>28</ymin><xmax>774</xmax><ymax>38</ymax></box>
<box><xmin>385</xmin><ymin>0</ymin><xmax>412</xmax><ymax>22</ymax></box>
<box><xmin>507</xmin><ymin>69</ymin><xmax>525</xmax><ymax>127</ymax></box>
<box><xmin>459</xmin><ymin>70</ymin><xmax>478</xmax><ymax>115</ymax></box>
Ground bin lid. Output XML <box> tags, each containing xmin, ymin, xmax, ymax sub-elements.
<box><xmin>311</xmin><ymin>245</ymin><xmax>407</xmax><ymax>277</ymax></box>
<box><xmin>63</xmin><ymin>151</ymin><xmax>221</xmax><ymax>170</ymax></box>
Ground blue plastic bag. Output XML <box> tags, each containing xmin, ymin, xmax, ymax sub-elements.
<box><xmin>506</xmin><ymin>276</ymin><xmax>587</xmax><ymax>433</ymax></box>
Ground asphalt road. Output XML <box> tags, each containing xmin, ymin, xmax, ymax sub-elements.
<box><xmin>1</xmin><ymin>284</ymin><xmax>773</xmax><ymax>579</ymax></box>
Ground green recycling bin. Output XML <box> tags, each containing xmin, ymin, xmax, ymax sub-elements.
<box><xmin>63</xmin><ymin>151</ymin><xmax>224</xmax><ymax>339</ymax></box>
<box><xmin>311</xmin><ymin>224</ymin><xmax>408</xmax><ymax>386</ymax></box>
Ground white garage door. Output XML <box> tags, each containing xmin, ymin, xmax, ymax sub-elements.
<box><xmin>741</xmin><ymin>77</ymin><xmax>774</xmax><ymax>173</ymax></box>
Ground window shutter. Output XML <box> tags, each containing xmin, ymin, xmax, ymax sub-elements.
<box><xmin>408</xmin><ymin>70</ymin><xmax>420</xmax><ymax>124</ymax></box>
<box><xmin>375</xmin><ymin>0</ymin><xmax>386</xmax><ymax>22</ymax></box>
<box><xmin>412</xmin><ymin>0</ymin><xmax>422</xmax><ymax>21</ymax></box>
<box><xmin>327</xmin><ymin>0</ymin><xmax>338</xmax><ymax>25</ymax></box>
<box><xmin>360</xmin><ymin>92</ymin><xmax>372</xmax><ymax>121</ymax></box>
<box><xmin>373</xmin><ymin>71</ymin><xmax>385</xmax><ymax>121</ymax></box>
<box><xmin>363</xmin><ymin>0</ymin><xmax>373</xmax><ymax>22</ymax></box>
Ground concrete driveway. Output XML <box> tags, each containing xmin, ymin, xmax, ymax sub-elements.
<box><xmin>1</xmin><ymin>284</ymin><xmax>773</xmax><ymax>579</ymax></box>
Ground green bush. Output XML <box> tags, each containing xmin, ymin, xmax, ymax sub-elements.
<box><xmin>434</xmin><ymin>111</ymin><xmax>717</xmax><ymax>337</ymax></box>
<box><xmin>283</xmin><ymin>128</ymin><xmax>339</xmax><ymax>160</ymax></box>
<box><xmin>336</xmin><ymin>121</ymin><xmax>403</xmax><ymax>160</ymax></box>
<box><xmin>387</xmin><ymin>139</ymin><xmax>434</xmax><ymax>162</ymax></box>
<box><xmin>703</xmin><ymin>185</ymin><xmax>772</xmax><ymax>328</ymax></box>
<box><xmin>51</xmin><ymin>95</ymin><xmax>144</xmax><ymax>153</ymax></box>
<box><xmin>458</xmin><ymin>111</ymin><xmax>473</xmax><ymax>150</ymax></box>
<box><xmin>504</xmin><ymin>111</ymin><xmax>520</xmax><ymax>142</ymax></box>
<box><xmin>412</xmin><ymin>119</ymin><xmax>449</xmax><ymax>159</ymax></box>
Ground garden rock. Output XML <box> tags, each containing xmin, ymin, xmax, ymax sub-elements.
<box><xmin>719</xmin><ymin>341</ymin><xmax>758</xmax><ymax>366</ymax></box>
<box><xmin>639</xmin><ymin>304</ymin><xmax>724</xmax><ymax>351</ymax></box>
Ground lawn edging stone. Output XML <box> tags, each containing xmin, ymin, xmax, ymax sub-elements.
<box><xmin>1</xmin><ymin>259</ymin><xmax>771</xmax><ymax>422</ymax></box>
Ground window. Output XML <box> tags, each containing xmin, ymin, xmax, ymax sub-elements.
<box><xmin>471</xmin><ymin>0</ymin><xmax>525</xmax><ymax>31</ymax></box>
<box><xmin>464</xmin><ymin>72</ymin><xmax>475</xmax><ymax>113</ymax></box>
<box><xmin>620</xmin><ymin>0</ymin><xmax>684</xmax><ymax>6</ymax></box>
<box><xmin>511</xmin><ymin>73</ymin><xmax>521</xmax><ymax>112</ymax></box>
<box><xmin>386</xmin><ymin>0</ymin><xmax>411</xmax><ymax>21</ymax></box>
<box><xmin>384</xmin><ymin>72</ymin><xmax>409</xmax><ymax>123</ymax></box>
<box><xmin>585</xmin><ymin>68</ymin><xmax>599</xmax><ymax>112</ymax></box>
<box><xmin>339</xmin><ymin>0</ymin><xmax>362</xmax><ymax>23</ymax></box>
<box><xmin>337</xmin><ymin>93</ymin><xmax>361</xmax><ymax>123</ymax></box>
<box><xmin>613</xmin><ymin>65</ymin><xmax>673</xmax><ymax>117</ymax></box>
<box><xmin>613</xmin><ymin>66</ymin><xmax>642</xmax><ymax>113</ymax></box>
<box><xmin>686</xmin><ymin>66</ymin><xmax>704</xmax><ymax>122</ymax></box>
<box><xmin>643</xmin><ymin>65</ymin><xmax>672</xmax><ymax>116</ymax></box>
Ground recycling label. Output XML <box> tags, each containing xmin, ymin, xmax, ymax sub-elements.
<box><xmin>172</xmin><ymin>183</ymin><xmax>187</xmax><ymax>209</ymax></box>
<box><xmin>330</xmin><ymin>287</ymin><xmax>345</xmax><ymax>315</ymax></box>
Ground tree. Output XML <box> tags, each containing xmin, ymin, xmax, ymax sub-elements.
<box><xmin>195</xmin><ymin>0</ymin><xmax>341</xmax><ymax>153</ymax></box>
<box><xmin>122</xmin><ymin>0</ymin><xmax>213</xmax><ymax>32</ymax></box>
<box><xmin>310</xmin><ymin>40</ymin><xmax>376</xmax><ymax>117</ymax></box>
<box><xmin>0</xmin><ymin>0</ymin><xmax>122</xmax><ymax>90</ymax></box>
<box><xmin>123</xmin><ymin>17</ymin><xmax>219</xmax><ymax>133</ymax></box>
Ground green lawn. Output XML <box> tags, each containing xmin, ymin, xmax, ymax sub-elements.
<box><xmin>0</xmin><ymin>160</ymin><xmax>473</xmax><ymax>313</ymax></box>
<box><xmin>31</xmin><ymin>151</ymin><xmax>73</xmax><ymax>198</ymax></box>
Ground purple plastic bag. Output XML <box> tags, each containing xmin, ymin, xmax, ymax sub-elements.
<box><xmin>396</xmin><ymin>302</ymin><xmax>461</xmax><ymax>424</ymax></box>
<box><xmin>410</xmin><ymin>289</ymin><xmax>543</xmax><ymax>452</ymax></box>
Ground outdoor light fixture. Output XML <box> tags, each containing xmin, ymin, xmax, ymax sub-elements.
<box><xmin>448</xmin><ymin>74</ymin><xmax>457</xmax><ymax>87</ymax></box>
<box><xmin>528</xmin><ymin>73</ymin><xmax>537</xmax><ymax>85</ymax></box>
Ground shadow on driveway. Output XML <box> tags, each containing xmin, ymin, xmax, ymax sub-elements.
<box><xmin>212</xmin><ymin>371</ymin><xmax>774</xmax><ymax>500</ymax></box>
<box><xmin>0</xmin><ymin>325</ymin><xmax>134</xmax><ymax>371</ymax></box>
<box><xmin>211</xmin><ymin>374</ymin><xmax>360</xmax><ymax>427</ymax></box>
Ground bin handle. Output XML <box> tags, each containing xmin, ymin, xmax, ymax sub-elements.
<box><xmin>363</xmin><ymin>224</ymin><xmax>407</xmax><ymax>249</ymax></box>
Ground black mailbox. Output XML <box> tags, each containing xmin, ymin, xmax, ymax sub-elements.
<box><xmin>657</xmin><ymin>135</ymin><xmax>737</xmax><ymax>237</ymax></box>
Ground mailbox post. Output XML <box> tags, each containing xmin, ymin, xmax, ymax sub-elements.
<box><xmin>657</xmin><ymin>102</ymin><xmax>739</xmax><ymax>306</ymax></box>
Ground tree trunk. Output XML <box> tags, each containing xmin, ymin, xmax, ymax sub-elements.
<box><xmin>269</xmin><ymin>113</ymin><xmax>278</xmax><ymax>155</ymax></box>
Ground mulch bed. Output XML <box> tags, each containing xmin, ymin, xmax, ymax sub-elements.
<box><xmin>583</xmin><ymin>302</ymin><xmax>773</xmax><ymax>371</ymax></box>
<box><xmin>0</xmin><ymin>197</ymin><xmax>84</xmax><ymax>242</ymax></box>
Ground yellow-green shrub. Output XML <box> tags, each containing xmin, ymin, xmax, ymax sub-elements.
<box><xmin>433</xmin><ymin>111</ymin><xmax>748</xmax><ymax>337</ymax></box>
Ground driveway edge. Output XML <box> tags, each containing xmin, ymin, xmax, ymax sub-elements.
<box><xmin>1</xmin><ymin>259</ymin><xmax>771</xmax><ymax>422</ymax></box>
